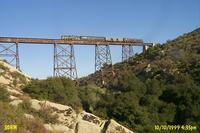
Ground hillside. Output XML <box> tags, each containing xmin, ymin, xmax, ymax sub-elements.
<box><xmin>0</xmin><ymin>60</ymin><xmax>134</xmax><ymax>133</ymax></box>
<box><xmin>80</xmin><ymin>28</ymin><xmax>200</xmax><ymax>87</ymax></box>
<box><xmin>78</xmin><ymin>28</ymin><xmax>200</xmax><ymax>133</ymax></box>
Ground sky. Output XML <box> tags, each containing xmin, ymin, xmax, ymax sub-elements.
<box><xmin>0</xmin><ymin>0</ymin><xmax>199</xmax><ymax>79</ymax></box>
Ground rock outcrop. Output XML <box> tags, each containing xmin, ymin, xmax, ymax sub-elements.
<box><xmin>10</xmin><ymin>98</ymin><xmax>134</xmax><ymax>133</ymax></box>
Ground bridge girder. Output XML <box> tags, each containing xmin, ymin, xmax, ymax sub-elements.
<box><xmin>53</xmin><ymin>44</ymin><xmax>77</xmax><ymax>79</ymax></box>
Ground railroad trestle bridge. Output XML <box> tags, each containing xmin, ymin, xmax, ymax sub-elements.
<box><xmin>0</xmin><ymin>36</ymin><xmax>152</xmax><ymax>80</ymax></box>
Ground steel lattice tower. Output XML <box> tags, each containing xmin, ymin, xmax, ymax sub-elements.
<box><xmin>95</xmin><ymin>44</ymin><xmax>114</xmax><ymax>85</ymax></box>
<box><xmin>95</xmin><ymin>44</ymin><xmax>112</xmax><ymax>71</ymax></box>
<box><xmin>0</xmin><ymin>43</ymin><xmax>20</xmax><ymax>70</ymax></box>
<box><xmin>54</xmin><ymin>44</ymin><xmax>77</xmax><ymax>79</ymax></box>
<box><xmin>122</xmin><ymin>45</ymin><xmax>134</xmax><ymax>61</ymax></box>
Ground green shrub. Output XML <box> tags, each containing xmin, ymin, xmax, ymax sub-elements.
<box><xmin>23</xmin><ymin>77</ymin><xmax>81</xmax><ymax>108</ymax></box>
<box><xmin>18</xmin><ymin>100</ymin><xmax>37</xmax><ymax>115</ymax></box>
<box><xmin>18</xmin><ymin>100</ymin><xmax>58</xmax><ymax>124</ymax></box>
<box><xmin>11</xmin><ymin>71</ymin><xmax>28</xmax><ymax>85</ymax></box>
<box><xmin>0</xmin><ymin>62</ymin><xmax>9</xmax><ymax>71</ymax></box>
<box><xmin>0</xmin><ymin>85</ymin><xmax>10</xmax><ymax>102</ymax></box>
<box><xmin>78</xmin><ymin>85</ymin><xmax>105</xmax><ymax>112</ymax></box>
<box><xmin>36</xmin><ymin>104</ymin><xmax>59</xmax><ymax>124</ymax></box>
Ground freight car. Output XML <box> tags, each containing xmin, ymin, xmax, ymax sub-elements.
<box><xmin>61</xmin><ymin>35</ymin><xmax>105</xmax><ymax>41</ymax></box>
<box><xmin>61</xmin><ymin>35</ymin><xmax>81</xmax><ymax>41</ymax></box>
<box><xmin>123</xmin><ymin>38</ymin><xmax>143</xmax><ymax>43</ymax></box>
<box><xmin>80</xmin><ymin>36</ymin><xmax>105</xmax><ymax>41</ymax></box>
<box><xmin>105</xmin><ymin>37</ymin><xmax>124</xmax><ymax>42</ymax></box>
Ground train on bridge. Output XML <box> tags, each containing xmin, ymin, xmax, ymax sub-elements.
<box><xmin>0</xmin><ymin>36</ymin><xmax>151</xmax><ymax>80</ymax></box>
<box><xmin>61</xmin><ymin>35</ymin><xmax>143</xmax><ymax>43</ymax></box>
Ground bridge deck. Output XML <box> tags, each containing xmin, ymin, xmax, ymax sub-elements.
<box><xmin>0</xmin><ymin>37</ymin><xmax>151</xmax><ymax>46</ymax></box>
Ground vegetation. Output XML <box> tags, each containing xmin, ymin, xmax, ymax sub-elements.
<box><xmin>0</xmin><ymin>88</ymin><xmax>56</xmax><ymax>132</ymax></box>
<box><xmin>11</xmin><ymin>71</ymin><xmax>28</xmax><ymax>86</ymax></box>
<box><xmin>18</xmin><ymin>100</ymin><xmax>59</xmax><ymax>124</ymax></box>
<box><xmin>78</xmin><ymin>85</ymin><xmax>105</xmax><ymax>113</ymax></box>
<box><xmin>0</xmin><ymin>101</ymin><xmax>48</xmax><ymax>133</ymax></box>
<box><xmin>0</xmin><ymin>61</ymin><xmax>28</xmax><ymax>87</ymax></box>
<box><xmin>0</xmin><ymin>85</ymin><xmax>10</xmax><ymax>102</ymax></box>
<box><xmin>0</xmin><ymin>62</ymin><xmax>9</xmax><ymax>71</ymax></box>
<box><xmin>23</xmin><ymin>77</ymin><xmax>81</xmax><ymax>108</ymax></box>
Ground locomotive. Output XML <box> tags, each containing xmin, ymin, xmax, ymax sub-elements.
<box><xmin>61</xmin><ymin>35</ymin><xmax>143</xmax><ymax>43</ymax></box>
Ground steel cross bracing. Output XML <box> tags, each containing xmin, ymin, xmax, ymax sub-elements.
<box><xmin>0</xmin><ymin>43</ymin><xmax>20</xmax><ymax>70</ymax></box>
<box><xmin>122</xmin><ymin>45</ymin><xmax>134</xmax><ymax>61</ymax></box>
<box><xmin>53</xmin><ymin>44</ymin><xmax>77</xmax><ymax>79</ymax></box>
<box><xmin>95</xmin><ymin>44</ymin><xmax>112</xmax><ymax>71</ymax></box>
<box><xmin>95</xmin><ymin>44</ymin><xmax>115</xmax><ymax>85</ymax></box>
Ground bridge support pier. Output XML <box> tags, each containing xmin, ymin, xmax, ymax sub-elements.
<box><xmin>0</xmin><ymin>43</ymin><xmax>20</xmax><ymax>70</ymax></box>
<box><xmin>95</xmin><ymin>44</ymin><xmax>114</xmax><ymax>85</ymax></box>
<box><xmin>53</xmin><ymin>44</ymin><xmax>77</xmax><ymax>79</ymax></box>
<box><xmin>122</xmin><ymin>45</ymin><xmax>134</xmax><ymax>61</ymax></box>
